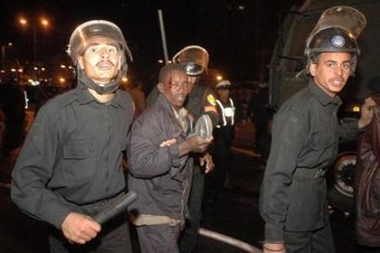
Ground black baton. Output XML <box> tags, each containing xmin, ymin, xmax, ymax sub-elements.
<box><xmin>93</xmin><ymin>191</ymin><xmax>137</xmax><ymax>224</ymax></box>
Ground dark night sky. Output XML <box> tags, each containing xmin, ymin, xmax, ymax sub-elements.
<box><xmin>1</xmin><ymin>0</ymin><xmax>303</xmax><ymax>83</ymax></box>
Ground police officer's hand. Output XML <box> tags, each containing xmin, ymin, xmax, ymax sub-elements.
<box><xmin>179</xmin><ymin>135</ymin><xmax>213</xmax><ymax>155</ymax></box>
<box><xmin>200</xmin><ymin>152</ymin><xmax>214</xmax><ymax>174</ymax></box>
<box><xmin>358</xmin><ymin>97</ymin><xmax>376</xmax><ymax>129</ymax></box>
<box><xmin>61</xmin><ymin>212</ymin><xmax>101</xmax><ymax>244</ymax></box>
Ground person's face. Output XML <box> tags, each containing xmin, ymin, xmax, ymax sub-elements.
<box><xmin>187</xmin><ymin>76</ymin><xmax>199</xmax><ymax>92</ymax></box>
<box><xmin>159</xmin><ymin>70</ymin><xmax>190</xmax><ymax>109</ymax></box>
<box><xmin>77</xmin><ymin>38</ymin><xmax>122</xmax><ymax>85</ymax></box>
<box><xmin>309</xmin><ymin>52</ymin><xmax>352</xmax><ymax>97</ymax></box>
<box><xmin>217</xmin><ymin>87</ymin><xmax>230</xmax><ymax>100</ymax></box>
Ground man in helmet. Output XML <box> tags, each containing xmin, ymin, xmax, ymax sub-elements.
<box><xmin>11</xmin><ymin>20</ymin><xmax>134</xmax><ymax>253</ymax></box>
<box><xmin>174</xmin><ymin>46</ymin><xmax>219</xmax><ymax>253</ymax></box>
<box><xmin>146</xmin><ymin>45</ymin><xmax>219</xmax><ymax>253</ymax></box>
<box><xmin>259</xmin><ymin>6</ymin><xmax>375</xmax><ymax>253</ymax></box>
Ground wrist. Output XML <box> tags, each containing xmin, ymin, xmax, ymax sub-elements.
<box><xmin>263</xmin><ymin>243</ymin><xmax>284</xmax><ymax>252</ymax></box>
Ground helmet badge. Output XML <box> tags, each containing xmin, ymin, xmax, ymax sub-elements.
<box><xmin>331</xmin><ymin>35</ymin><xmax>346</xmax><ymax>48</ymax></box>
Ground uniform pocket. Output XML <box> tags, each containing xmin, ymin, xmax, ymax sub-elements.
<box><xmin>301</xmin><ymin>131</ymin><xmax>335</xmax><ymax>168</ymax></box>
<box><xmin>62</xmin><ymin>140</ymin><xmax>95</xmax><ymax>180</ymax></box>
<box><xmin>285</xmin><ymin>178</ymin><xmax>326</xmax><ymax>231</ymax></box>
<box><xmin>311</xmin><ymin>131</ymin><xmax>335</xmax><ymax>150</ymax></box>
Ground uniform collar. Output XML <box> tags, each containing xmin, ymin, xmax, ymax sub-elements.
<box><xmin>309</xmin><ymin>80</ymin><xmax>342</xmax><ymax>106</ymax></box>
<box><xmin>75</xmin><ymin>86</ymin><xmax>129</xmax><ymax>109</ymax></box>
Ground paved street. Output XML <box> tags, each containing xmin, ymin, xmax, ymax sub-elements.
<box><xmin>0</xmin><ymin>112</ymin><xmax>361</xmax><ymax>253</ymax></box>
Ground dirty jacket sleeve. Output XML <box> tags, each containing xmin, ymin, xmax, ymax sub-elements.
<box><xmin>127</xmin><ymin>97</ymin><xmax>182</xmax><ymax>178</ymax></box>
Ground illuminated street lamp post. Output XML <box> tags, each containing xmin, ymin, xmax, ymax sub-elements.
<box><xmin>18</xmin><ymin>16</ymin><xmax>50</xmax><ymax>67</ymax></box>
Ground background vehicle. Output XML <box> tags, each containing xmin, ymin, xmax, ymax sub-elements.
<box><xmin>268</xmin><ymin>0</ymin><xmax>380</xmax><ymax>213</ymax></box>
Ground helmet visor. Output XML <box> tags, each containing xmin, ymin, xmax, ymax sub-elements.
<box><xmin>308</xmin><ymin>6</ymin><xmax>366</xmax><ymax>43</ymax></box>
<box><xmin>172</xmin><ymin>45</ymin><xmax>209</xmax><ymax>76</ymax></box>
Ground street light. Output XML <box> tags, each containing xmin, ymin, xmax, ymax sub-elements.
<box><xmin>18</xmin><ymin>16</ymin><xmax>50</xmax><ymax>66</ymax></box>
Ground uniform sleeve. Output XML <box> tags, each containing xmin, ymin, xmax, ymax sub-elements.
<box><xmin>259</xmin><ymin>107</ymin><xmax>306</xmax><ymax>243</ymax></box>
<box><xmin>127</xmin><ymin>112</ymin><xmax>181</xmax><ymax>178</ymax></box>
<box><xmin>11</xmin><ymin>108</ymin><xmax>72</xmax><ymax>229</ymax></box>
<box><xmin>202</xmin><ymin>87</ymin><xmax>220</xmax><ymax>127</ymax></box>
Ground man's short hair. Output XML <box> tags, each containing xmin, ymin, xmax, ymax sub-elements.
<box><xmin>159</xmin><ymin>63</ymin><xmax>186</xmax><ymax>84</ymax></box>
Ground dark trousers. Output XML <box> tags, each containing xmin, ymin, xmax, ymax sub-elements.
<box><xmin>136</xmin><ymin>224</ymin><xmax>181</xmax><ymax>253</ymax></box>
<box><xmin>283</xmin><ymin>222</ymin><xmax>335</xmax><ymax>253</ymax></box>
<box><xmin>213</xmin><ymin>133</ymin><xmax>232</xmax><ymax>188</ymax></box>
<box><xmin>49</xmin><ymin>214</ymin><xmax>132</xmax><ymax>253</ymax></box>
<box><xmin>179</xmin><ymin>168</ymin><xmax>205</xmax><ymax>253</ymax></box>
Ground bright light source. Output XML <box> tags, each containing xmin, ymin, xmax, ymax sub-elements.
<box><xmin>28</xmin><ymin>79</ymin><xmax>40</xmax><ymax>86</ymax></box>
<box><xmin>216</xmin><ymin>75</ymin><xmax>223</xmax><ymax>81</ymax></box>
<box><xmin>40</xmin><ymin>18</ymin><xmax>49</xmax><ymax>27</ymax></box>
<box><xmin>352</xmin><ymin>106</ymin><xmax>360</xmax><ymax>112</ymax></box>
<box><xmin>122</xmin><ymin>76</ymin><xmax>128</xmax><ymax>83</ymax></box>
<box><xmin>19</xmin><ymin>17</ymin><xmax>27</xmax><ymax>26</ymax></box>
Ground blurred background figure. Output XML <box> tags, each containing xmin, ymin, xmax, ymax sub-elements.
<box><xmin>0</xmin><ymin>76</ymin><xmax>26</xmax><ymax>183</ymax></box>
<box><xmin>212</xmin><ymin>80</ymin><xmax>236</xmax><ymax>190</ymax></box>
<box><xmin>0</xmin><ymin>77</ymin><xmax>26</xmax><ymax>150</ymax></box>
<box><xmin>127</xmin><ymin>79</ymin><xmax>146</xmax><ymax>119</ymax></box>
<box><xmin>248</xmin><ymin>82</ymin><xmax>271</xmax><ymax>160</ymax></box>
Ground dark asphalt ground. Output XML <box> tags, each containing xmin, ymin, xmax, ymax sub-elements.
<box><xmin>0</xmin><ymin>111</ymin><xmax>365</xmax><ymax>253</ymax></box>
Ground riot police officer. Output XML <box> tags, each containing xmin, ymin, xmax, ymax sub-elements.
<box><xmin>259</xmin><ymin>6</ymin><xmax>374</xmax><ymax>253</ymax></box>
<box><xmin>11</xmin><ymin>20</ymin><xmax>134</xmax><ymax>253</ymax></box>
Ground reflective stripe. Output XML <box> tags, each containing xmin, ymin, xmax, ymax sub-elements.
<box><xmin>205</xmin><ymin>105</ymin><xmax>218</xmax><ymax>113</ymax></box>
<box><xmin>216</xmin><ymin>98</ymin><xmax>235</xmax><ymax>126</ymax></box>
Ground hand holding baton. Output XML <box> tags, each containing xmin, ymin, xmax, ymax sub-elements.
<box><xmin>93</xmin><ymin>191</ymin><xmax>137</xmax><ymax>224</ymax></box>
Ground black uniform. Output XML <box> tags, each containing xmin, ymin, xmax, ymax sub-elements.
<box><xmin>11</xmin><ymin>84</ymin><xmax>134</xmax><ymax>253</ymax></box>
<box><xmin>178</xmin><ymin>85</ymin><xmax>218</xmax><ymax>253</ymax></box>
<box><xmin>259</xmin><ymin>81</ymin><xmax>359</xmax><ymax>253</ymax></box>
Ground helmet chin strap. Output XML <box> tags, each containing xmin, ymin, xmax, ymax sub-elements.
<box><xmin>77</xmin><ymin>68</ymin><xmax>121</xmax><ymax>95</ymax></box>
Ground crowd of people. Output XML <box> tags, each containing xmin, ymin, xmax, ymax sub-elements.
<box><xmin>3</xmin><ymin>4</ymin><xmax>380</xmax><ymax>253</ymax></box>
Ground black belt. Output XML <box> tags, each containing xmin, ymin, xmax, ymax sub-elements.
<box><xmin>80</xmin><ymin>191</ymin><xmax>125</xmax><ymax>216</ymax></box>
